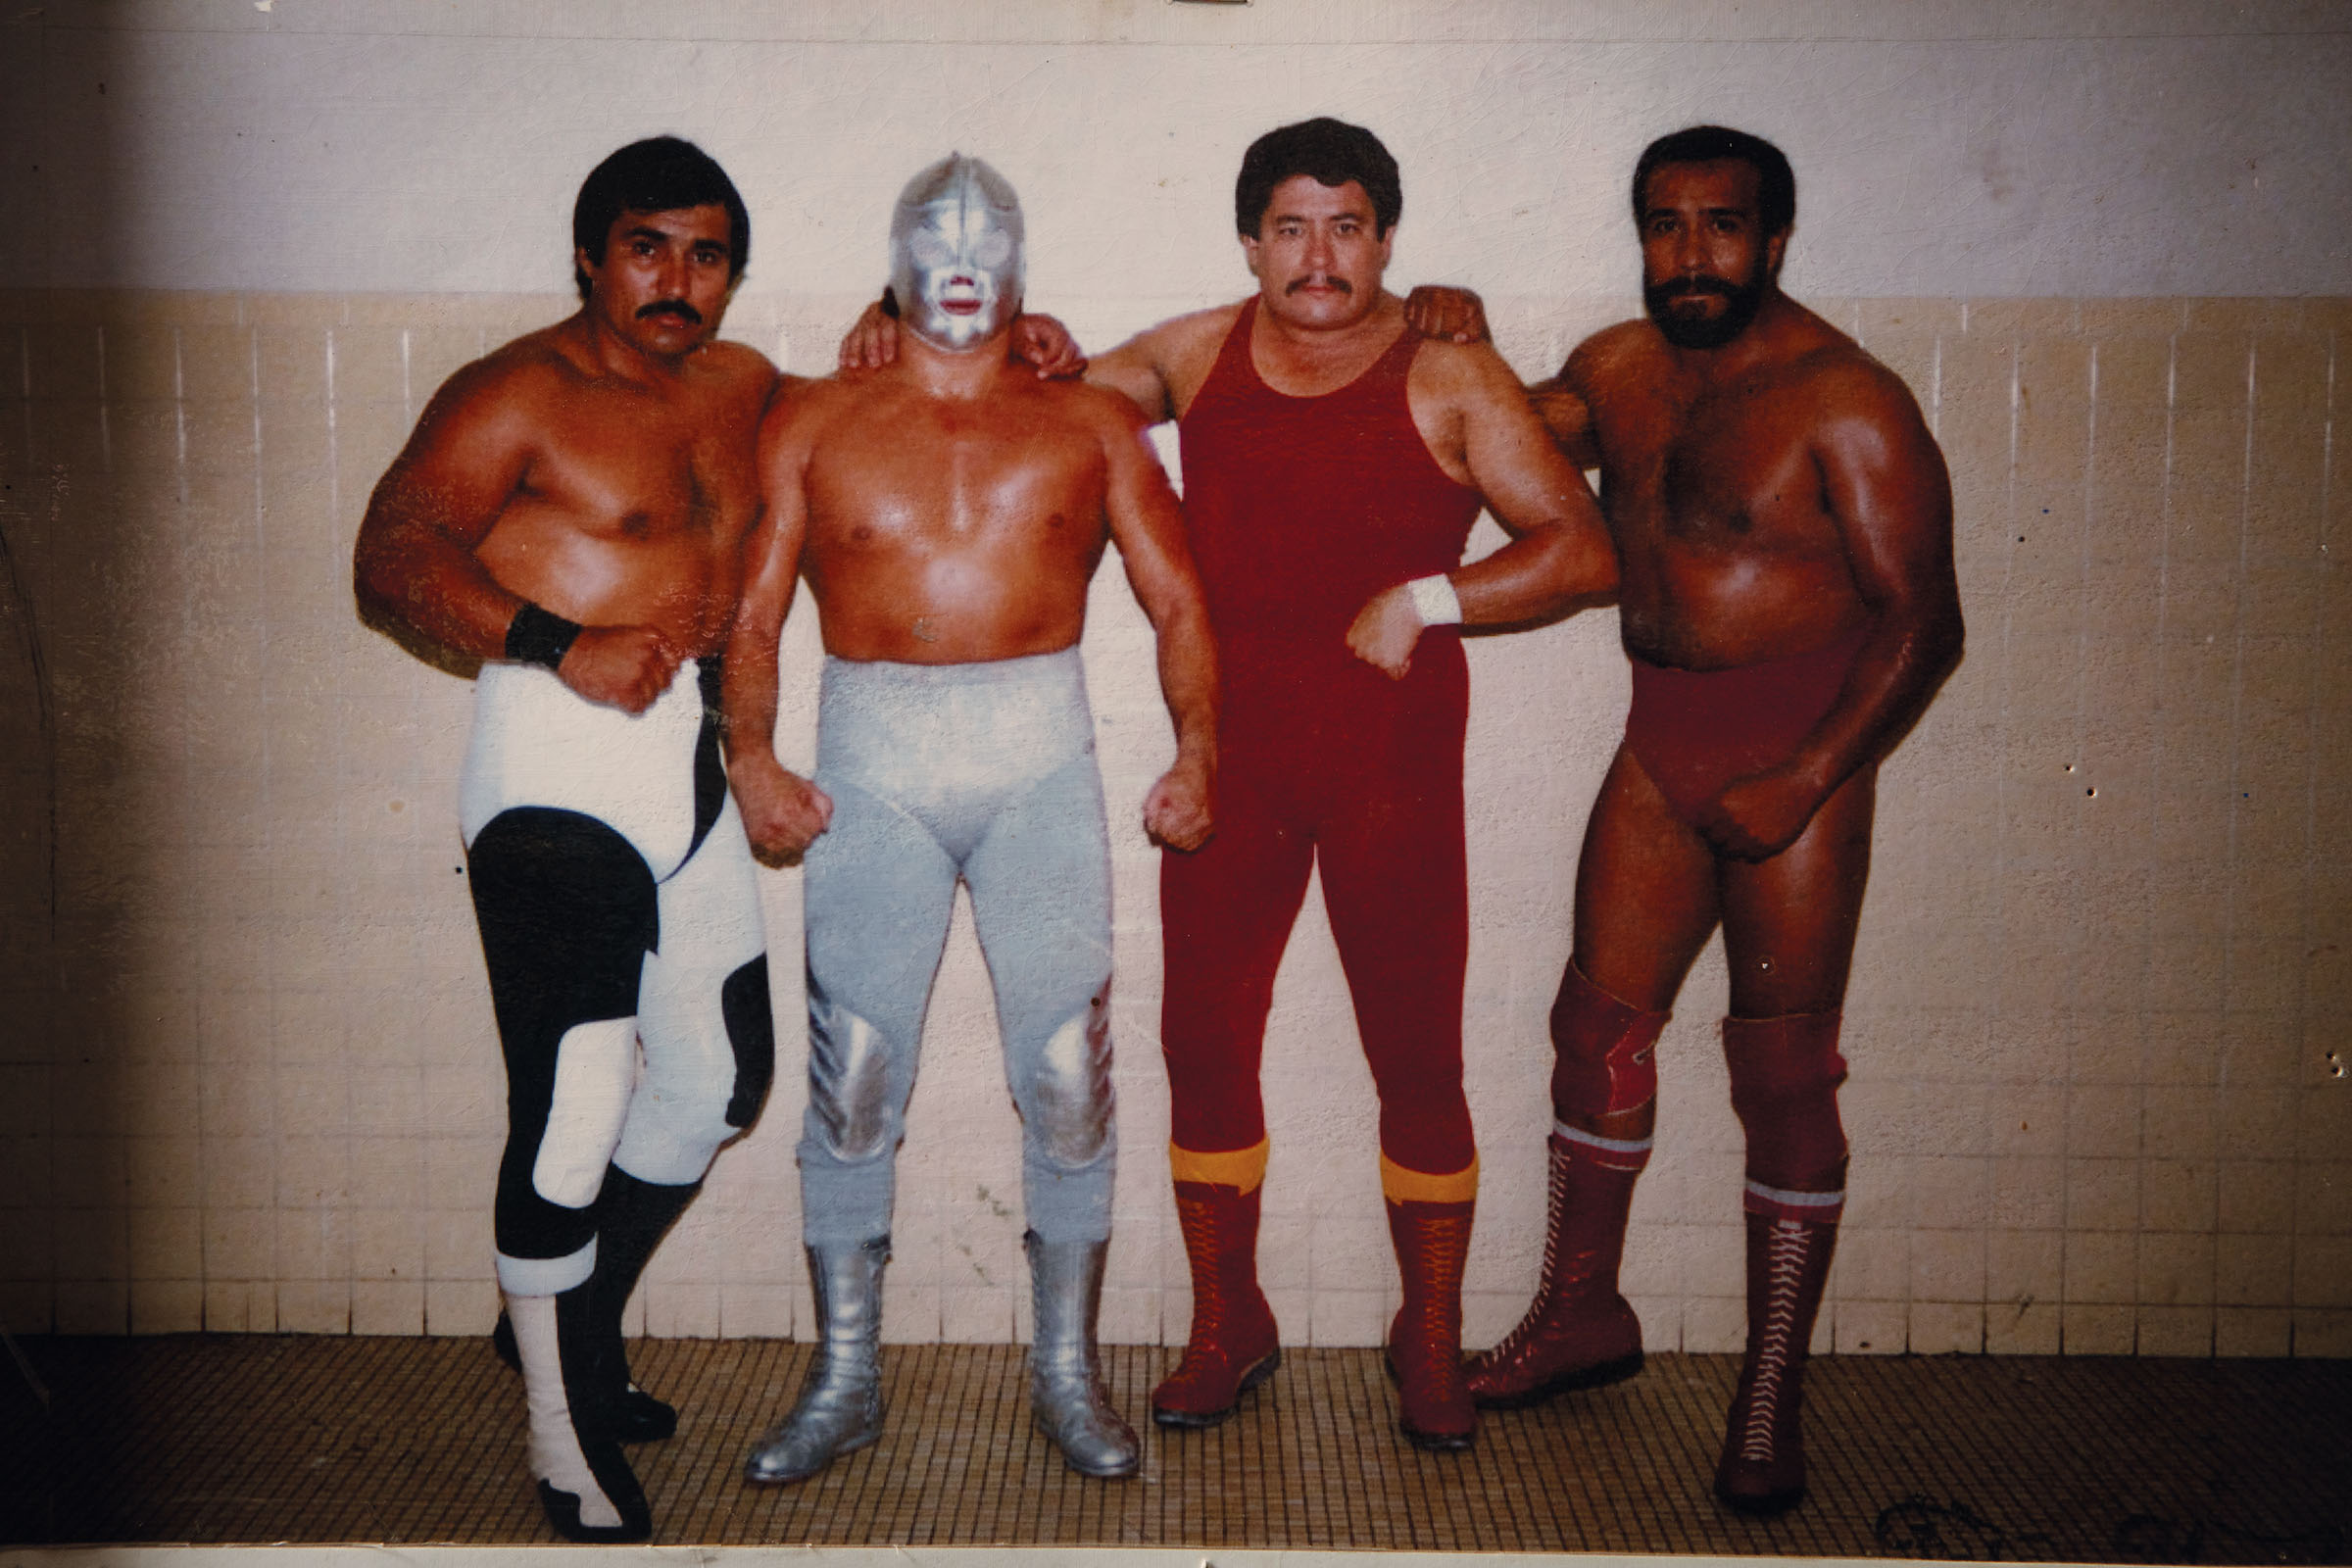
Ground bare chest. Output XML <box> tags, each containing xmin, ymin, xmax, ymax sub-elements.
<box><xmin>525</xmin><ymin>391</ymin><xmax>757</xmax><ymax>545</ymax></box>
<box><xmin>1596</xmin><ymin>377</ymin><xmax>1827</xmax><ymax>551</ymax></box>
<box><xmin>806</xmin><ymin>409</ymin><xmax>1107</xmax><ymax>556</ymax></box>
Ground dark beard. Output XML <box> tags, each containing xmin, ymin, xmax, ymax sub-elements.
<box><xmin>1643</xmin><ymin>271</ymin><xmax>1766</xmax><ymax>350</ymax></box>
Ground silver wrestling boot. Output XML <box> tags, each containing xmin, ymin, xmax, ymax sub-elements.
<box><xmin>1025</xmin><ymin>1230</ymin><xmax>1140</xmax><ymax>1479</ymax></box>
<box><xmin>743</xmin><ymin>1236</ymin><xmax>889</xmax><ymax>1485</ymax></box>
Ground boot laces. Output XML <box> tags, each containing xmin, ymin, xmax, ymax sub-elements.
<box><xmin>1487</xmin><ymin>1148</ymin><xmax>1575</xmax><ymax>1360</ymax></box>
<box><xmin>1398</xmin><ymin>1210</ymin><xmax>1472</xmax><ymax>1346</ymax></box>
<box><xmin>1740</xmin><ymin>1218</ymin><xmax>1810</xmax><ymax>1462</ymax></box>
<box><xmin>1171</xmin><ymin>1192</ymin><xmax>1259</xmax><ymax>1378</ymax></box>
<box><xmin>1176</xmin><ymin>1196</ymin><xmax>1227</xmax><ymax>1349</ymax></box>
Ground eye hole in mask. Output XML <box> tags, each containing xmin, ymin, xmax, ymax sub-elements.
<box><xmin>908</xmin><ymin>227</ymin><xmax>956</xmax><ymax>269</ymax></box>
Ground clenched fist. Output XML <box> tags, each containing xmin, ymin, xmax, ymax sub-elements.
<box><xmin>1143</xmin><ymin>755</ymin><xmax>1215</xmax><ymax>852</ymax></box>
<box><xmin>559</xmin><ymin>623</ymin><xmax>685</xmax><ymax>714</ymax></box>
<box><xmin>1345</xmin><ymin>584</ymin><xmax>1428</xmax><ymax>679</ymax></box>
<box><xmin>730</xmin><ymin>752</ymin><xmax>835</xmax><ymax>868</ymax></box>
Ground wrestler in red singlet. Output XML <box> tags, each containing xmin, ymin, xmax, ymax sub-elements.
<box><xmin>1083</xmin><ymin>122</ymin><xmax>1613</xmax><ymax>1454</ymax></box>
<box><xmin>1160</xmin><ymin>298</ymin><xmax>1484</xmax><ymax>1178</ymax></box>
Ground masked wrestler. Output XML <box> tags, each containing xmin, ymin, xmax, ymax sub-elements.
<box><xmin>353</xmin><ymin>138</ymin><xmax>779</xmax><ymax>1542</ymax></box>
<box><xmin>725</xmin><ymin>154</ymin><xmax>1217</xmax><ymax>1485</ymax></box>
<box><xmin>1412</xmin><ymin>125</ymin><xmax>1963</xmax><ymax>1514</ymax></box>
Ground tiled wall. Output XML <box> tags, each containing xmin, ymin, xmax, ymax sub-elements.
<box><xmin>0</xmin><ymin>288</ymin><xmax>2342</xmax><ymax>1358</ymax></box>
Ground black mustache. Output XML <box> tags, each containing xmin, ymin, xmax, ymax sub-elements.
<box><xmin>637</xmin><ymin>300</ymin><xmax>704</xmax><ymax>324</ymax></box>
<box><xmin>1286</xmin><ymin>275</ymin><xmax>1352</xmax><ymax>296</ymax></box>
<box><xmin>1658</xmin><ymin>277</ymin><xmax>1740</xmax><ymax>302</ymax></box>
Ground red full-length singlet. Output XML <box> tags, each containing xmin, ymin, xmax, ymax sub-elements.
<box><xmin>1161</xmin><ymin>302</ymin><xmax>1484</xmax><ymax>1174</ymax></box>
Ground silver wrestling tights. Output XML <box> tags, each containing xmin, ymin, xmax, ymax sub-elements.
<box><xmin>796</xmin><ymin>650</ymin><xmax>1118</xmax><ymax>1249</ymax></box>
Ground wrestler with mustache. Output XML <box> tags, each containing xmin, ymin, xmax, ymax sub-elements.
<box><xmin>355</xmin><ymin>137</ymin><xmax>778</xmax><ymax>1543</ymax></box>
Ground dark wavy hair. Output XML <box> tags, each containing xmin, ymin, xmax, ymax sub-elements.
<box><xmin>1235</xmin><ymin>118</ymin><xmax>1402</xmax><ymax>238</ymax></box>
<box><xmin>570</xmin><ymin>136</ymin><xmax>751</xmax><ymax>301</ymax></box>
<box><xmin>1632</xmin><ymin>125</ymin><xmax>1795</xmax><ymax>237</ymax></box>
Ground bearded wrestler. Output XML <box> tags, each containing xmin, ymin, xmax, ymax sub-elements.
<box><xmin>354</xmin><ymin>137</ymin><xmax>778</xmax><ymax>1542</ymax></box>
<box><xmin>1424</xmin><ymin>124</ymin><xmax>1964</xmax><ymax>1514</ymax></box>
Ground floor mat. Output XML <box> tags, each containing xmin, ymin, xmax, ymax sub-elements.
<box><xmin>0</xmin><ymin>1336</ymin><xmax>2343</xmax><ymax>1560</ymax></box>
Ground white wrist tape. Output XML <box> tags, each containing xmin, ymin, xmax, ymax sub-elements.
<box><xmin>1406</xmin><ymin>573</ymin><xmax>1463</xmax><ymax>627</ymax></box>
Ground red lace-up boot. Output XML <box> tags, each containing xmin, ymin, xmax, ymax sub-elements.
<box><xmin>1383</xmin><ymin>1196</ymin><xmax>1477</xmax><ymax>1451</ymax></box>
<box><xmin>1152</xmin><ymin>1179</ymin><xmax>1281</xmax><ymax>1428</ymax></box>
<box><xmin>1715</xmin><ymin>1210</ymin><xmax>1838</xmax><ymax>1514</ymax></box>
<box><xmin>1465</xmin><ymin>1131</ymin><xmax>1644</xmax><ymax>1407</ymax></box>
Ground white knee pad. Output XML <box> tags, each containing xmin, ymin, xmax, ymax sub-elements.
<box><xmin>534</xmin><ymin>1016</ymin><xmax>638</xmax><ymax>1208</ymax></box>
<box><xmin>612</xmin><ymin>1062</ymin><xmax>735</xmax><ymax>1186</ymax></box>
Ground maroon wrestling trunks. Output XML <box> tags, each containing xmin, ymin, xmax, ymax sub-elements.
<box><xmin>1623</xmin><ymin>625</ymin><xmax>1869</xmax><ymax>826</ymax></box>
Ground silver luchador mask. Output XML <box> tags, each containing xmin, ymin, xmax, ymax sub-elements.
<box><xmin>889</xmin><ymin>153</ymin><xmax>1025</xmax><ymax>352</ymax></box>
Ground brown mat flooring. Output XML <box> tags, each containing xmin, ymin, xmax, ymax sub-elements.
<box><xmin>0</xmin><ymin>1336</ymin><xmax>2345</xmax><ymax>1559</ymax></box>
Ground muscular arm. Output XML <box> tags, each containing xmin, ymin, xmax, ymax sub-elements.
<box><xmin>1348</xmin><ymin>341</ymin><xmax>1616</xmax><ymax>676</ymax></box>
<box><xmin>1099</xmin><ymin>402</ymin><xmax>1219</xmax><ymax>850</ymax></box>
<box><xmin>352</xmin><ymin>357</ymin><xmax>686</xmax><ymax>712</ymax></box>
<box><xmin>1705</xmin><ymin>368</ymin><xmax>1964</xmax><ymax>859</ymax></box>
<box><xmin>352</xmin><ymin>363</ymin><xmax>540</xmax><ymax>661</ymax></box>
<box><xmin>1079</xmin><ymin>329</ymin><xmax>1176</xmax><ymax>423</ymax></box>
<box><xmin>1083</xmin><ymin>306</ymin><xmax>1245</xmax><ymax>427</ymax></box>
<box><xmin>722</xmin><ymin>381</ymin><xmax>834</xmax><ymax>863</ymax></box>
<box><xmin>1398</xmin><ymin>284</ymin><xmax>1604</xmax><ymax>468</ymax></box>
<box><xmin>1445</xmin><ymin>342</ymin><xmax>1618</xmax><ymax>620</ymax></box>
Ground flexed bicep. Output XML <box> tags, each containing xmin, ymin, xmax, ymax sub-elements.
<box><xmin>1436</xmin><ymin>342</ymin><xmax>1617</xmax><ymax>622</ymax></box>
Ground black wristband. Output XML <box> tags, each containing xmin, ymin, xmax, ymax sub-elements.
<box><xmin>505</xmin><ymin>601</ymin><xmax>582</xmax><ymax>671</ymax></box>
<box><xmin>879</xmin><ymin>285</ymin><xmax>900</xmax><ymax>319</ymax></box>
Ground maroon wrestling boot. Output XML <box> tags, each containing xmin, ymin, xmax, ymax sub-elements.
<box><xmin>1383</xmin><ymin>1197</ymin><xmax>1477</xmax><ymax>1451</ymax></box>
<box><xmin>1152</xmin><ymin>1180</ymin><xmax>1281</xmax><ymax>1428</ymax></box>
<box><xmin>1715</xmin><ymin>1210</ymin><xmax>1838</xmax><ymax>1514</ymax></box>
<box><xmin>1465</xmin><ymin>1131</ymin><xmax>1644</xmax><ymax>1407</ymax></box>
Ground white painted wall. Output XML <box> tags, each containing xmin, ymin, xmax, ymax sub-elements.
<box><xmin>4</xmin><ymin>0</ymin><xmax>2349</xmax><ymax>309</ymax></box>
